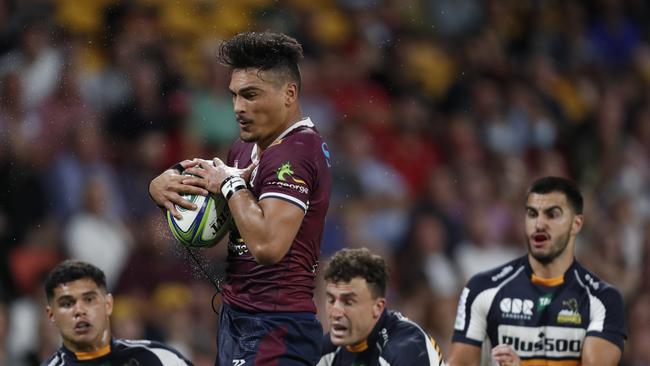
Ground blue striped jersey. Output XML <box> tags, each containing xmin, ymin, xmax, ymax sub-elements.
<box><xmin>319</xmin><ymin>309</ymin><xmax>446</xmax><ymax>366</ymax></box>
<box><xmin>41</xmin><ymin>338</ymin><xmax>193</xmax><ymax>365</ymax></box>
<box><xmin>452</xmin><ymin>255</ymin><xmax>626</xmax><ymax>365</ymax></box>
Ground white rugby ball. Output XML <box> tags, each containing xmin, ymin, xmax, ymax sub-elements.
<box><xmin>167</xmin><ymin>190</ymin><xmax>231</xmax><ymax>248</ymax></box>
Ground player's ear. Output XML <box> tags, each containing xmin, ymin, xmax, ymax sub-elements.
<box><xmin>373</xmin><ymin>297</ymin><xmax>386</xmax><ymax>318</ymax></box>
<box><xmin>105</xmin><ymin>293</ymin><xmax>114</xmax><ymax>316</ymax></box>
<box><xmin>46</xmin><ymin>306</ymin><xmax>55</xmax><ymax>323</ymax></box>
<box><xmin>284</xmin><ymin>82</ymin><xmax>298</xmax><ymax>107</ymax></box>
<box><xmin>571</xmin><ymin>214</ymin><xmax>583</xmax><ymax>236</ymax></box>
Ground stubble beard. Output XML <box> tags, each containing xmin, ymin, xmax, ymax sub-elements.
<box><xmin>528</xmin><ymin>230</ymin><xmax>571</xmax><ymax>265</ymax></box>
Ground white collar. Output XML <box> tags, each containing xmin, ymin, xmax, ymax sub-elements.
<box><xmin>250</xmin><ymin>117</ymin><xmax>314</xmax><ymax>164</ymax></box>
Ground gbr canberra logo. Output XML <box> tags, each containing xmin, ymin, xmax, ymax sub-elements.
<box><xmin>500</xmin><ymin>297</ymin><xmax>534</xmax><ymax>320</ymax></box>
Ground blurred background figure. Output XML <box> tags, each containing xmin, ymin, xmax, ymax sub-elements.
<box><xmin>0</xmin><ymin>0</ymin><xmax>649</xmax><ymax>364</ymax></box>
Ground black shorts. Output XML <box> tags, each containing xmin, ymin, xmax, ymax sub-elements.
<box><xmin>216</xmin><ymin>303</ymin><xmax>322</xmax><ymax>366</ymax></box>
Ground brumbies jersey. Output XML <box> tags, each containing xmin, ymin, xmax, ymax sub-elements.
<box><xmin>452</xmin><ymin>255</ymin><xmax>626</xmax><ymax>365</ymax></box>
<box><xmin>319</xmin><ymin>309</ymin><xmax>446</xmax><ymax>366</ymax></box>
<box><xmin>222</xmin><ymin>117</ymin><xmax>332</xmax><ymax>313</ymax></box>
<box><xmin>42</xmin><ymin>338</ymin><xmax>193</xmax><ymax>365</ymax></box>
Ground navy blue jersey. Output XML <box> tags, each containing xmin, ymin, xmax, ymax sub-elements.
<box><xmin>41</xmin><ymin>338</ymin><xmax>193</xmax><ymax>365</ymax></box>
<box><xmin>452</xmin><ymin>255</ymin><xmax>626</xmax><ymax>364</ymax></box>
<box><xmin>319</xmin><ymin>309</ymin><xmax>446</xmax><ymax>366</ymax></box>
<box><xmin>223</xmin><ymin>117</ymin><xmax>332</xmax><ymax>313</ymax></box>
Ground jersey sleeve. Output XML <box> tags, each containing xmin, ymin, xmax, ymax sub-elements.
<box><xmin>586</xmin><ymin>284</ymin><xmax>627</xmax><ymax>351</ymax></box>
<box><xmin>118</xmin><ymin>339</ymin><xmax>194</xmax><ymax>365</ymax></box>
<box><xmin>452</xmin><ymin>274</ymin><xmax>494</xmax><ymax>347</ymax></box>
<box><xmin>383</xmin><ymin>324</ymin><xmax>446</xmax><ymax>366</ymax></box>
<box><xmin>151</xmin><ymin>340</ymin><xmax>194</xmax><ymax>365</ymax></box>
<box><xmin>255</xmin><ymin>136</ymin><xmax>319</xmax><ymax>213</ymax></box>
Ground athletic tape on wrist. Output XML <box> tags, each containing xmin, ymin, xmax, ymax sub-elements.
<box><xmin>220</xmin><ymin>175</ymin><xmax>247</xmax><ymax>200</ymax></box>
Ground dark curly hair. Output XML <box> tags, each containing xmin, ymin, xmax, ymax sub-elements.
<box><xmin>324</xmin><ymin>248</ymin><xmax>389</xmax><ymax>299</ymax></box>
<box><xmin>218</xmin><ymin>31</ymin><xmax>303</xmax><ymax>90</ymax></box>
<box><xmin>44</xmin><ymin>260</ymin><xmax>107</xmax><ymax>301</ymax></box>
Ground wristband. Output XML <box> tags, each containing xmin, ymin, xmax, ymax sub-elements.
<box><xmin>220</xmin><ymin>175</ymin><xmax>247</xmax><ymax>200</ymax></box>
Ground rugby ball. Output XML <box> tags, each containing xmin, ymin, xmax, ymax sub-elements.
<box><xmin>166</xmin><ymin>191</ymin><xmax>231</xmax><ymax>248</ymax></box>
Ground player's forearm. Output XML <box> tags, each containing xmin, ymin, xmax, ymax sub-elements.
<box><xmin>226</xmin><ymin>190</ymin><xmax>289</xmax><ymax>265</ymax></box>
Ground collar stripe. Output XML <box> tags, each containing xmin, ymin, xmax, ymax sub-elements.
<box><xmin>74</xmin><ymin>344</ymin><xmax>111</xmax><ymax>360</ymax></box>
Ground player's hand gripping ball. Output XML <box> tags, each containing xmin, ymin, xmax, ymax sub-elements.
<box><xmin>166</xmin><ymin>172</ymin><xmax>231</xmax><ymax>248</ymax></box>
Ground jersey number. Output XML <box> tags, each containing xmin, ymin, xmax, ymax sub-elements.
<box><xmin>233</xmin><ymin>360</ymin><xmax>246</xmax><ymax>366</ymax></box>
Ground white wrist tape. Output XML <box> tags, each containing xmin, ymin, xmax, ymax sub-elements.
<box><xmin>220</xmin><ymin>175</ymin><xmax>247</xmax><ymax>200</ymax></box>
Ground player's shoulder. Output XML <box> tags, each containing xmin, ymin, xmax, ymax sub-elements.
<box><xmin>114</xmin><ymin>338</ymin><xmax>193</xmax><ymax>364</ymax></box>
<box><xmin>465</xmin><ymin>255</ymin><xmax>528</xmax><ymax>290</ymax></box>
<box><xmin>383</xmin><ymin>310</ymin><xmax>429</xmax><ymax>345</ymax></box>
<box><xmin>40</xmin><ymin>350</ymin><xmax>67</xmax><ymax>366</ymax></box>
<box><xmin>382</xmin><ymin>310</ymin><xmax>446</xmax><ymax>365</ymax></box>
<box><xmin>277</xmin><ymin>125</ymin><xmax>324</xmax><ymax>149</ymax></box>
<box><xmin>569</xmin><ymin>261</ymin><xmax>624</xmax><ymax>301</ymax></box>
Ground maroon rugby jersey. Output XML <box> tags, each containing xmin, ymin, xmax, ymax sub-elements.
<box><xmin>222</xmin><ymin>118</ymin><xmax>332</xmax><ymax>313</ymax></box>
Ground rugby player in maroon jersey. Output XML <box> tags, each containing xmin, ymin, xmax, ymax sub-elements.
<box><xmin>149</xmin><ymin>32</ymin><xmax>332</xmax><ymax>366</ymax></box>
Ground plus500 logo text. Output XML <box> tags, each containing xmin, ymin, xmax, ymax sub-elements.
<box><xmin>498</xmin><ymin>325</ymin><xmax>585</xmax><ymax>358</ymax></box>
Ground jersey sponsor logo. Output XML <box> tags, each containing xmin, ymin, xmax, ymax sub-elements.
<box><xmin>454</xmin><ymin>287</ymin><xmax>470</xmax><ymax>330</ymax></box>
<box><xmin>557</xmin><ymin>298</ymin><xmax>582</xmax><ymax>324</ymax></box>
<box><xmin>498</xmin><ymin>324</ymin><xmax>585</xmax><ymax>358</ymax></box>
<box><xmin>123</xmin><ymin>339</ymin><xmax>152</xmax><ymax>345</ymax></box>
<box><xmin>276</xmin><ymin>162</ymin><xmax>305</xmax><ymax>184</ymax></box>
<box><xmin>537</xmin><ymin>294</ymin><xmax>552</xmax><ymax>311</ymax></box>
<box><xmin>379</xmin><ymin>327</ymin><xmax>389</xmax><ymax>346</ymax></box>
<box><xmin>500</xmin><ymin>297</ymin><xmax>534</xmax><ymax>320</ymax></box>
<box><xmin>266</xmin><ymin>181</ymin><xmax>309</xmax><ymax>195</ymax></box>
<box><xmin>583</xmin><ymin>273</ymin><xmax>600</xmax><ymax>290</ymax></box>
<box><xmin>321</xmin><ymin>142</ymin><xmax>332</xmax><ymax>167</ymax></box>
<box><xmin>492</xmin><ymin>265</ymin><xmax>514</xmax><ymax>282</ymax></box>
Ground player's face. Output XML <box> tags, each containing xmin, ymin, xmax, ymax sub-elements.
<box><xmin>229</xmin><ymin>68</ymin><xmax>295</xmax><ymax>149</ymax></box>
<box><xmin>525</xmin><ymin>192</ymin><xmax>583</xmax><ymax>265</ymax></box>
<box><xmin>326</xmin><ymin>278</ymin><xmax>385</xmax><ymax>347</ymax></box>
<box><xmin>46</xmin><ymin>278</ymin><xmax>113</xmax><ymax>352</ymax></box>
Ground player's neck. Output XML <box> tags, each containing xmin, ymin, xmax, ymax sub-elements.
<box><xmin>65</xmin><ymin>329</ymin><xmax>111</xmax><ymax>355</ymax></box>
<box><xmin>528</xmin><ymin>247</ymin><xmax>575</xmax><ymax>279</ymax></box>
<box><xmin>256</xmin><ymin>109</ymin><xmax>302</xmax><ymax>154</ymax></box>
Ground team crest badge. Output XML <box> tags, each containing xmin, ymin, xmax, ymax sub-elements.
<box><xmin>276</xmin><ymin>162</ymin><xmax>306</xmax><ymax>184</ymax></box>
<box><xmin>557</xmin><ymin>298</ymin><xmax>582</xmax><ymax>324</ymax></box>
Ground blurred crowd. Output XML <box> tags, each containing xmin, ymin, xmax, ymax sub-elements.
<box><xmin>0</xmin><ymin>0</ymin><xmax>649</xmax><ymax>365</ymax></box>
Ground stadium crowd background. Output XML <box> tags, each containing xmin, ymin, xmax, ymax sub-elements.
<box><xmin>0</xmin><ymin>0</ymin><xmax>649</xmax><ymax>364</ymax></box>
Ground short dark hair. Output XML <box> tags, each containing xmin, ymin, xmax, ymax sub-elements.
<box><xmin>217</xmin><ymin>31</ymin><xmax>303</xmax><ymax>90</ymax></box>
<box><xmin>44</xmin><ymin>260</ymin><xmax>107</xmax><ymax>301</ymax></box>
<box><xmin>324</xmin><ymin>248</ymin><xmax>389</xmax><ymax>298</ymax></box>
<box><xmin>527</xmin><ymin>176</ymin><xmax>583</xmax><ymax>214</ymax></box>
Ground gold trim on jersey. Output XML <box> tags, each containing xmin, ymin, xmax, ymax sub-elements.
<box><xmin>522</xmin><ymin>359</ymin><xmax>579</xmax><ymax>366</ymax></box>
<box><xmin>75</xmin><ymin>344</ymin><xmax>111</xmax><ymax>360</ymax></box>
<box><xmin>346</xmin><ymin>340</ymin><xmax>368</xmax><ymax>353</ymax></box>
<box><xmin>531</xmin><ymin>274</ymin><xmax>564</xmax><ymax>287</ymax></box>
